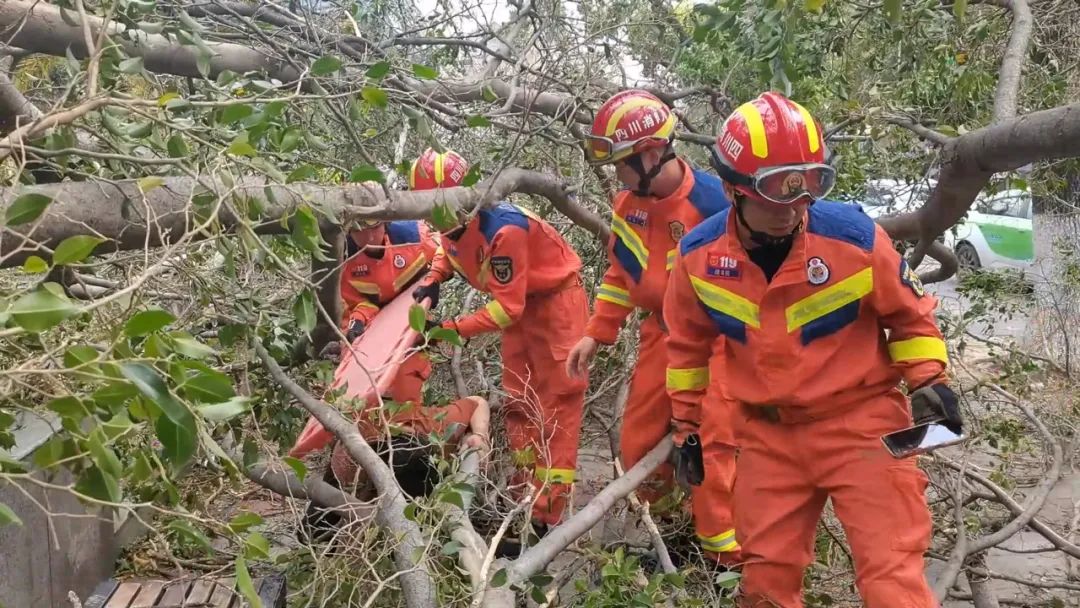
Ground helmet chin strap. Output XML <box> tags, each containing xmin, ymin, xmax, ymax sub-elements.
<box><xmin>733</xmin><ymin>193</ymin><xmax>805</xmax><ymax>248</ymax></box>
<box><xmin>626</xmin><ymin>148</ymin><xmax>676</xmax><ymax>197</ymax></box>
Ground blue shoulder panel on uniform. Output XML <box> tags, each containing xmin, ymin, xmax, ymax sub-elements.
<box><xmin>478</xmin><ymin>202</ymin><xmax>530</xmax><ymax>243</ymax></box>
<box><xmin>800</xmin><ymin>300</ymin><xmax>861</xmax><ymax>345</ymax></box>
<box><xmin>806</xmin><ymin>201</ymin><xmax>875</xmax><ymax>252</ymax></box>
<box><xmin>679</xmin><ymin>209</ymin><xmax>730</xmax><ymax>257</ymax></box>
<box><xmin>385</xmin><ymin>220</ymin><xmax>422</xmax><ymax>245</ymax></box>
<box><xmin>687</xmin><ymin>169</ymin><xmax>732</xmax><ymax>218</ymax></box>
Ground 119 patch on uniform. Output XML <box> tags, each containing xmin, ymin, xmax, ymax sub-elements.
<box><xmin>707</xmin><ymin>252</ymin><xmax>740</xmax><ymax>279</ymax></box>
<box><xmin>899</xmin><ymin>260</ymin><xmax>925</xmax><ymax>297</ymax></box>
<box><xmin>491</xmin><ymin>256</ymin><xmax>514</xmax><ymax>284</ymax></box>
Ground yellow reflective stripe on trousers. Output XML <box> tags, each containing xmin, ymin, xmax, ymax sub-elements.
<box><xmin>666</xmin><ymin>248</ymin><xmax>677</xmax><ymax>271</ymax></box>
<box><xmin>888</xmin><ymin>336</ymin><xmax>949</xmax><ymax>364</ymax></box>
<box><xmin>698</xmin><ymin>529</ymin><xmax>739</xmax><ymax>553</ymax></box>
<box><xmin>486</xmin><ymin>300</ymin><xmax>514</xmax><ymax>328</ymax></box>
<box><xmin>596</xmin><ymin>283</ymin><xmax>633</xmax><ymax>308</ymax></box>
<box><xmin>392</xmin><ymin>253</ymin><xmax>428</xmax><ymax>291</ymax></box>
<box><xmin>666</xmin><ymin>367</ymin><xmax>709</xmax><ymax>391</ymax></box>
<box><xmin>535</xmin><ymin>467</ymin><xmax>575</xmax><ymax>484</ymax></box>
<box><xmin>690</xmin><ymin>275</ymin><xmax>761</xmax><ymax>328</ymax></box>
<box><xmin>611</xmin><ymin>215</ymin><xmax>649</xmax><ymax>268</ymax></box>
<box><xmin>785</xmin><ymin>267</ymin><xmax>873</xmax><ymax>332</ymax></box>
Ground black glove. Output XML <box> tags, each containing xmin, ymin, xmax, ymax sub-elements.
<box><xmin>673</xmin><ymin>434</ymin><xmax>705</xmax><ymax>488</ymax></box>
<box><xmin>910</xmin><ymin>384</ymin><xmax>963</xmax><ymax>434</ymax></box>
<box><xmin>413</xmin><ymin>282</ymin><xmax>440</xmax><ymax>308</ymax></box>
<box><xmin>345</xmin><ymin>319</ymin><xmax>366</xmax><ymax>343</ymax></box>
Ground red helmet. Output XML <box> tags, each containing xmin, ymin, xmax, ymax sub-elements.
<box><xmin>409</xmin><ymin>148</ymin><xmax>469</xmax><ymax>190</ymax></box>
<box><xmin>712</xmin><ymin>92</ymin><xmax>835</xmax><ymax>205</ymax></box>
<box><xmin>586</xmin><ymin>90</ymin><xmax>677</xmax><ymax>165</ymax></box>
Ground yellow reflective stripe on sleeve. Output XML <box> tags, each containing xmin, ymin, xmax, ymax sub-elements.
<box><xmin>888</xmin><ymin>336</ymin><xmax>949</xmax><ymax>364</ymax></box>
<box><xmin>348</xmin><ymin>280</ymin><xmax>380</xmax><ymax>295</ymax></box>
<box><xmin>791</xmin><ymin>101</ymin><xmax>821</xmax><ymax>154</ymax></box>
<box><xmin>666</xmin><ymin>248</ymin><xmax>677</xmax><ymax>271</ymax></box>
<box><xmin>392</xmin><ymin>253</ymin><xmax>428</xmax><ymax>291</ymax></box>
<box><xmin>698</xmin><ymin>529</ymin><xmax>740</xmax><ymax>553</ymax></box>
<box><xmin>736</xmin><ymin>103</ymin><xmax>769</xmax><ymax>159</ymax></box>
<box><xmin>785</xmin><ymin>267</ymin><xmax>873</xmax><ymax>332</ymax></box>
<box><xmin>611</xmin><ymin>216</ymin><xmax>649</xmax><ymax>268</ymax></box>
<box><xmin>596</xmin><ymin>283</ymin><xmax>633</xmax><ymax>308</ymax></box>
<box><xmin>447</xmin><ymin>252</ymin><xmax>467</xmax><ymax>277</ymax></box>
<box><xmin>513</xmin><ymin>204</ymin><xmax>542</xmax><ymax>221</ymax></box>
<box><xmin>434</xmin><ymin>152</ymin><xmax>445</xmax><ymax>184</ymax></box>
<box><xmin>690</xmin><ymin>275</ymin><xmax>761</xmax><ymax>328</ymax></box>
<box><xmin>666</xmin><ymin>367</ymin><xmax>709</xmax><ymax>391</ymax></box>
<box><xmin>535</xmin><ymin>467</ymin><xmax>576</xmax><ymax>484</ymax></box>
<box><xmin>485</xmin><ymin>300</ymin><xmax>514</xmax><ymax>328</ymax></box>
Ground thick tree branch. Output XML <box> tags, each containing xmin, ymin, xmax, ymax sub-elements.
<box><xmin>984</xmin><ymin>0</ymin><xmax>1034</xmax><ymax>123</ymax></box>
<box><xmin>0</xmin><ymin>69</ymin><xmax>40</xmax><ymax>135</ymax></box>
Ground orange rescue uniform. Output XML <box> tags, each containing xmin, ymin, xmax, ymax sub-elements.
<box><xmin>421</xmin><ymin>203</ymin><xmax>588</xmax><ymax>525</ymax></box>
<box><xmin>585</xmin><ymin>161</ymin><xmax>737</xmax><ymax>558</ymax></box>
<box><xmin>666</xmin><ymin>201</ymin><xmax>947</xmax><ymax>607</ymax></box>
<box><xmin>339</xmin><ymin>221</ymin><xmax>439</xmax><ymax>404</ymax></box>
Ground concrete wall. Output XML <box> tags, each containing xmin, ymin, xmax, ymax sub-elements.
<box><xmin>0</xmin><ymin>412</ymin><xmax>117</xmax><ymax>608</ymax></box>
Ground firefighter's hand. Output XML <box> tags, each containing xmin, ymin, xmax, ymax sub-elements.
<box><xmin>566</xmin><ymin>336</ymin><xmax>599</xmax><ymax>378</ymax></box>
<box><xmin>673</xmin><ymin>434</ymin><xmax>705</xmax><ymax>488</ymax></box>
<box><xmin>413</xmin><ymin>282</ymin><xmax>441</xmax><ymax>308</ymax></box>
<box><xmin>345</xmin><ymin>319</ymin><xmax>366</xmax><ymax>343</ymax></box>
<box><xmin>911</xmin><ymin>384</ymin><xmax>963</xmax><ymax>434</ymax></box>
<box><xmin>319</xmin><ymin>340</ymin><xmax>341</xmax><ymax>362</ymax></box>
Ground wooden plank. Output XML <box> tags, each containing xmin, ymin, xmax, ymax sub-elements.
<box><xmin>84</xmin><ymin>580</ymin><xmax>121</xmax><ymax>608</ymax></box>
<box><xmin>184</xmin><ymin>580</ymin><xmax>215</xmax><ymax>606</ymax></box>
<box><xmin>157</xmin><ymin>581</ymin><xmax>190</xmax><ymax>607</ymax></box>
<box><xmin>130</xmin><ymin>581</ymin><xmax>165</xmax><ymax>607</ymax></box>
<box><xmin>208</xmin><ymin>577</ymin><xmax>237</xmax><ymax>608</ymax></box>
<box><xmin>104</xmin><ymin>582</ymin><xmax>143</xmax><ymax>608</ymax></box>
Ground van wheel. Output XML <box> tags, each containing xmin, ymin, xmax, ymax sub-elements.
<box><xmin>955</xmin><ymin>242</ymin><xmax>981</xmax><ymax>270</ymax></box>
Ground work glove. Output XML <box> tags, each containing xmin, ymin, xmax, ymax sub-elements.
<box><xmin>319</xmin><ymin>340</ymin><xmax>341</xmax><ymax>362</ymax></box>
<box><xmin>673</xmin><ymin>434</ymin><xmax>705</xmax><ymax>488</ymax></box>
<box><xmin>910</xmin><ymin>383</ymin><xmax>963</xmax><ymax>435</ymax></box>
<box><xmin>345</xmin><ymin>319</ymin><xmax>366</xmax><ymax>343</ymax></box>
<box><xmin>413</xmin><ymin>282</ymin><xmax>441</xmax><ymax>308</ymax></box>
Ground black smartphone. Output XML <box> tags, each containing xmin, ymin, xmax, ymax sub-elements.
<box><xmin>881</xmin><ymin>422</ymin><xmax>966</xmax><ymax>458</ymax></box>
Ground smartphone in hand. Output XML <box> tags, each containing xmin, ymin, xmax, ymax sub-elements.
<box><xmin>882</xmin><ymin>421</ymin><xmax>967</xmax><ymax>459</ymax></box>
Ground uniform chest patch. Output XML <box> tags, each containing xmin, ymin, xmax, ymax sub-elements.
<box><xmin>626</xmin><ymin>209</ymin><xmax>649</xmax><ymax>227</ymax></box>
<box><xmin>900</xmin><ymin>260</ymin><xmax>925</xmax><ymax>297</ymax></box>
<box><xmin>707</xmin><ymin>252</ymin><xmax>741</xmax><ymax>279</ymax></box>
<box><xmin>448</xmin><ymin>245</ymin><xmax>458</xmax><ymax>257</ymax></box>
<box><xmin>393</xmin><ymin>254</ymin><xmax>406</xmax><ymax>269</ymax></box>
<box><xmin>352</xmin><ymin>264</ymin><xmax>370</xmax><ymax>276</ymax></box>
<box><xmin>807</xmin><ymin>257</ymin><xmax>830</xmax><ymax>285</ymax></box>
<box><xmin>491</xmin><ymin>256</ymin><xmax>513</xmax><ymax>284</ymax></box>
<box><xmin>669</xmin><ymin>221</ymin><xmax>686</xmax><ymax>242</ymax></box>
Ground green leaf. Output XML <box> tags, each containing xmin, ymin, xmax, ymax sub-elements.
<box><xmin>22</xmin><ymin>255</ymin><xmax>48</xmax><ymax>274</ymax></box>
<box><xmin>171</xmin><ymin>335</ymin><xmax>216</xmax><ymax>359</ymax></box>
<box><xmin>48</xmin><ymin>396</ymin><xmax>89</xmax><ymax>420</ymax></box>
<box><xmin>63</xmin><ymin>345</ymin><xmax>99</xmax><ymax>369</ymax></box>
<box><xmin>244</xmin><ymin>532</ymin><xmax>271</xmax><ymax>559</ymax></box>
<box><xmin>0</xmin><ymin>502</ymin><xmax>23</xmax><ymax>527</ymax></box>
<box><xmin>228</xmin><ymin>512</ymin><xmax>264</xmax><ymax>533</ymax></box>
<box><xmin>953</xmin><ymin>0</ymin><xmax>967</xmax><ymax>19</ymax></box>
<box><xmin>292</xmin><ymin>289</ymin><xmax>316</xmax><ymax>333</ymax></box>
<box><xmin>431</xmin><ymin>203</ymin><xmax>458</xmax><ymax>231</ymax></box>
<box><xmin>884</xmin><ymin>0</ymin><xmax>901</xmax><ymax>23</ymax></box>
<box><xmin>411</xmin><ymin>63</ymin><xmax>438</xmax><ymax>79</ymax></box>
<box><xmin>408</xmin><ymin>304</ymin><xmax>426</xmax><ymax>332</ymax></box>
<box><xmin>403</xmin><ymin>502</ymin><xmax>418</xmax><ymax>521</ymax></box>
<box><xmin>714</xmin><ymin>571</ymin><xmax>741</xmax><ymax>588</ymax></box>
<box><xmin>227</xmin><ymin>140</ymin><xmax>258</xmax><ymax>157</ymax></box>
<box><xmin>124</xmin><ymin>309</ymin><xmax>176</xmax><ymax>337</ymax></box>
<box><xmin>441</xmin><ymin>540</ymin><xmax>463</xmax><ymax>556</ymax></box>
<box><xmin>169</xmin><ymin>519</ymin><xmax>214</xmax><ymax>553</ymax></box>
<box><xmin>462</xmin><ymin>165</ymin><xmax>482</xmax><ymax>187</ymax></box>
<box><xmin>366</xmin><ymin>61</ymin><xmax>391</xmax><ymax>79</ymax></box>
<box><xmin>166</xmin><ymin>134</ymin><xmax>189</xmax><ymax>158</ymax></box>
<box><xmin>127</xmin><ymin>121</ymin><xmax>153</xmax><ymax>138</ymax></box>
<box><xmin>481</xmin><ymin>86</ymin><xmax>498</xmax><ymax>103</ymax></box>
<box><xmin>197</xmin><ymin>396</ymin><xmax>251</xmax><ymax>422</ymax></box>
<box><xmin>118</xmin><ymin>57</ymin><xmax>144</xmax><ymax>74</ymax></box>
<box><xmin>804</xmin><ymin>0</ymin><xmax>826</xmax><ymax>10</ymax></box>
<box><xmin>4</xmin><ymin>193</ymin><xmax>53</xmax><ymax>225</ymax></box>
<box><xmin>86</xmin><ymin>429</ymin><xmax>123</xmax><ymax>478</ymax></box>
<box><xmin>138</xmin><ymin>176</ymin><xmax>165</xmax><ymax>192</ymax></box>
<box><xmin>530</xmin><ymin>586</ymin><xmax>547</xmax><ymax>604</ymax></box>
<box><xmin>9</xmin><ymin>287</ymin><xmax>77</xmax><ymax>332</ymax></box>
<box><xmin>361</xmin><ymin>86</ymin><xmax>388</xmax><ymax>108</ymax></box>
<box><xmin>279</xmin><ymin>127</ymin><xmax>303</xmax><ymax>153</ymax></box>
<box><xmin>52</xmin><ymin>235</ymin><xmax>105</xmax><ymax>265</ymax></box>
<box><xmin>348</xmin><ymin>165</ymin><xmax>384</xmax><ymax>183</ymax></box>
<box><xmin>75</xmin><ymin>466</ymin><xmax>121</xmax><ymax>503</ymax></box>
<box><xmin>311</xmin><ymin>55</ymin><xmax>343</xmax><ymax>76</ymax></box>
<box><xmin>490</xmin><ymin>568</ymin><xmax>508</xmax><ymax>588</ymax></box>
<box><xmin>428</xmin><ymin>327</ymin><xmax>462</xmax><ymax>346</ymax></box>
<box><xmin>235</xmin><ymin>558</ymin><xmax>264</xmax><ymax>608</ymax></box>
<box><xmin>286</xmin><ymin>164</ymin><xmax>317</xmax><ymax>184</ymax></box>
<box><xmin>220</xmin><ymin>103</ymin><xmax>254</xmax><ymax>124</ymax></box>
<box><xmin>155</xmin><ymin>416</ymin><xmax>197</xmax><ymax>467</ymax></box>
<box><xmin>283</xmin><ymin>456</ymin><xmax>307</xmax><ymax>482</ymax></box>
<box><xmin>157</xmin><ymin>92</ymin><xmax>180</xmax><ymax>107</ymax></box>
<box><xmin>182</xmin><ymin>368</ymin><xmax>236</xmax><ymax>403</ymax></box>
<box><xmin>120</xmin><ymin>362</ymin><xmax>197</xmax><ymax>466</ymax></box>
<box><xmin>466</xmin><ymin>115</ymin><xmax>491</xmax><ymax>128</ymax></box>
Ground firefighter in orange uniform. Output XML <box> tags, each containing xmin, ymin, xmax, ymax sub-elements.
<box><xmin>337</xmin><ymin>210</ymin><xmax>440</xmax><ymax>404</ymax></box>
<box><xmin>409</xmin><ymin>148</ymin><xmax>589</xmax><ymax>532</ymax></box>
<box><xmin>665</xmin><ymin>92</ymin><xmax>959</xmax><ymax>607</ymax></box>
<box><xmin>564</xmin><ymin>89</ymin><xmax>738</xmax><ymax>564</ymax></box>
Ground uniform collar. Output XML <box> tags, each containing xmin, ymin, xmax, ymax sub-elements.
<box><xmin>725</xmin><ymin>208</ymin><xmax>812</xmax><ymax>288</ymax></box>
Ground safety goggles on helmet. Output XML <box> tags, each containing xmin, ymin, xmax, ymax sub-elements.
<box><xmin>710</xmin><ymin>150</ymin><xmax>836</xmax><ymax>205</ymax></box>
<box><xmin>585</xmin><ymin>134</ymin><xmax>671</xmax><ymax>165</ymax></box>
<box><xmin>350</xmin><ymin>218</ymin><xmax>381</xmax><ymax>231</ymax></box>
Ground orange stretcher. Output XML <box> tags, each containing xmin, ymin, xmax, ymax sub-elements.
<box><xmin>288</xmin><ymin>283</ymin><xmax>430</xmax><ymax>458</ymax></box>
